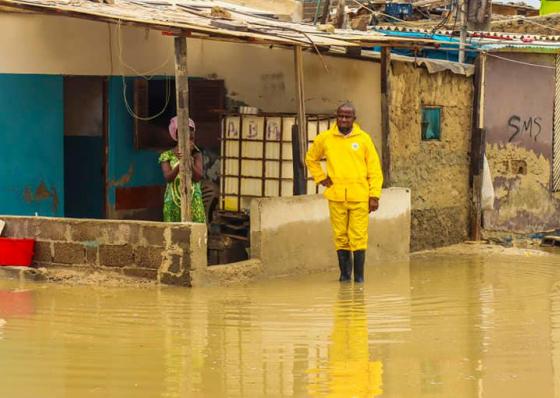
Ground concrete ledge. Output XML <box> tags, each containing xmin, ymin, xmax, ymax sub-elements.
<box><xmin>191</xmin><ymin>259</ymin><xmax>263</xmax><ymax>287</ymax></box>
<box><xmin>0</xmin><ymin>266</ymin><xmax>47</xmax><ymax>282</ymax></box>
<box><xmin>251</xmin><ymin>188</ymin><xmax>411</xmax><ymax>278</ymax></box>
<box><xmin>0</xmin><ymin>216</ymin><xmax>207</xmax><ymax>286</ymax></box>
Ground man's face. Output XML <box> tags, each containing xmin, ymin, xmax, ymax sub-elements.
<box><xmin>336</xmin><ymin>108</ymin><xmax>356</xmax><ymax>133</ymax></box>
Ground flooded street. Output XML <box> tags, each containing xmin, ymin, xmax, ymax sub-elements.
<box><xmin>1</xmin><ymin>252</ymin><xmax>560</xmax><ymax>397</ymax></box>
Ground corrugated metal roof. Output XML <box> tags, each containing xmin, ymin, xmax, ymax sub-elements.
<box><xmin>0</xmin><ymin>0</ymin><xmax>447</xmax><ymax>49</ymax></box>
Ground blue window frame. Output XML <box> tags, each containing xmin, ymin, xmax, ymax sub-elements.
<box><xmin>421</xmin><ymin>107</ymin><xmax>442</xmax><ymax>141</ymax></box>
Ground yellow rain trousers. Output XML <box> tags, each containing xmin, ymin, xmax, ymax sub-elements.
<box><xmin>329</xmin><ymin>201</ymin><xmax>369</xmax><ymax>251</ymax></box>
<box><xmin>306</xmin><ymin>123</ymin><xmax>383</xmax><ymax>252</ymax></box>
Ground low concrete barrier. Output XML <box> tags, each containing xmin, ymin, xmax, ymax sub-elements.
<box><xmin>0</xmin><ymin>216</ymin><xmax>206</xmax><ymax>286</ymax></box>
<box><xmin>250</xmin><ymin>187</ymin><xmax>411</xmax><ymax>278</ymax></box>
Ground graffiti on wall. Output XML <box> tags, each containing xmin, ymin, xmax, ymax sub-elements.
<box><xmin>508</xmin><ymin>115</ymin><xmax>543</xmax><ymax>143</ymax></box>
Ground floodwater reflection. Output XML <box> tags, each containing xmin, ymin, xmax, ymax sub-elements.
<box><xmin>1</xmin><ymin>252</ymin><xmax>560</xmax><ymax>397</ymax></box>
<box><xmin>307</xmin><ymin>285</ymin><xmax>383</xmax><ymax>397</ymax></box>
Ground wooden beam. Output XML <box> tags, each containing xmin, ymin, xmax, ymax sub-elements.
<box><xmin>174</xmin><ymin>36</ymin><xmax>192</xmax><ymax>222</ymax></box>
<box><xmin>293</xmin><ymin>45</ymin><xmax>308</xmax><ymax>196</ymax></box>
<box><xmin>380</xmin><ymin>46</ymin><xmax>392</xmax><ymax>188</ymax></box>
<box><xmin>320</xmin><ymin>0</ymin><xmax>331</xmax><ymax>24</ymax></box>
<box><xmin>335</xmin><ymin>0</ymin><xmax>346</xmax><ymax>29</ymax></box>
<box><xmin>469</xmin><ymin>54</ymin><xmax>487</xmax><ymax>240</ymax></box>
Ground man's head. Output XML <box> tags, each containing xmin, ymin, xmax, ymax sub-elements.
<box><xmin>336</xmin><ymin>103</ymin><xmax>356</xmax><ymax>134</ymax></box>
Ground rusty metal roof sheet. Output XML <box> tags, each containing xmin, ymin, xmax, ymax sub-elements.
<box><xmin>0</xmin><ymin>0</ymin><xmax>448</xmax><ymax>49</ymax></box>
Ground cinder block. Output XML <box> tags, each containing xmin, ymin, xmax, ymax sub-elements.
<box><xmin>53</xmin><ymin>242</ymin><xmax>85</xmax><ymax>265</ymax></box>
<box><xmin>99</xmin><ymin>245</ymin><xmax>133</xmax><ymax>267</ymax></box>
<box><xmin>123</xmin><ymin>267</ymin><xmax>158</xmax><ymax>280</ymax></box>
<box><xmin>170</xmin><ymin>227</ymin><xmax>191</xmax><ymax>248</ymax></box>
<box><xmin>86</xmin><ymin>246</ymin><xmax>99</xmax><ymax>265</ymax></box>
<box><xmin>71</xmin><ymin>223</ymin><xmax>103</xmax><ymax>242</ymax></box>
<box><xmin>134</xmin><ymin>246</ymin><xmax>164</xmax><ymax>269</ymax></box>
<box><xmin>159</xmin><ymin>271</ymin><xmax>191</xmax><ymax>287</ymax></box>
<box><xmin>2</xmin><ymin>219</ymin><xmax>31</xmax><ymax>238</ymax></box>
<box><xmin>142</xmin><ymin>226</ymin><xmax>167</xmax><ymax>247</ymax></box>
<box><xmin>35</xmin><ymin>220</ymin><xmax>68</xmax><ymax>241</ymax></box>
<box><xmin>34</xmin><ymin>241</ymin><xmax>53</xmax><ymax>263</ymax></box>
<box><xmin>167</xmin><ymin>253</ymin><xmax>182</xmax><ymax>274</ymax></box>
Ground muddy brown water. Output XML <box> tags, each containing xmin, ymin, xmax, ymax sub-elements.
<box><xmin>1</xmin><ymin>253</ymin><xmax>560</xmax><ymax>397</ymax></box>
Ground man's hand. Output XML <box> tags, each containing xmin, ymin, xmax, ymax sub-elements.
<box><xmin>320</xmin><ymin>177</ymin><xmax>333</xmax><ymax>188</ymax></box>
<box><xmin>369</xmin><ymin>197</ymin><xmax>379</xmax><ymax>213</ymax></box>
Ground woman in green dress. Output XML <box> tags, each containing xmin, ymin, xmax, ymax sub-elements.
<box><xmin>159</xmin><ymin>117</ymin><xmax>207</xmax><ymax>223</ymax></box>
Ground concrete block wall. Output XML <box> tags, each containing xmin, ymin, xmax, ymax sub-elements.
<box><xmin>0</xmin><ymin>216</ymin><xmax>207</xmax><ymax>286</ymax></box>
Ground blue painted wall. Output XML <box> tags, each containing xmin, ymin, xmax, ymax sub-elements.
<box><xmin>107</xmin><ymin>77</ymin><xmax>163</xmax><ymax>210</ymax></box>
<box><xmin>0</xmin><ymin>74</ymin><xmax>64</xmax><ymax>217</ymax></box>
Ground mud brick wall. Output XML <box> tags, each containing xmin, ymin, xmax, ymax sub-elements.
<box><xmin>0</xmin><ymin>216</ymin><xmax>207</xmax><ymax>286</ymax></box>
<box><xmin>389</xmin><ymin>62</ymin><xmax>474</xmax><ymax>252</ymax></box>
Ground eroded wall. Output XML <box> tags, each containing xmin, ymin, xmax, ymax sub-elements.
<box><xmin>389</xmin><ymin>61</ymin><xmax>474</xmax><ymax>251</ymax></box>
<box><xmin>482</xmin><ymin>53</ymin><xmax>560</xmax><ymax>235</ymax></box>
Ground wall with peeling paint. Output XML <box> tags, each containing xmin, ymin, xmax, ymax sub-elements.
<box><xmin>0</xmin><ymin>74</ymin><xmax>64</xmax><ymax>217</ymax></box>
<box><xmin>0</xmin><ymin>13</ymin><xmax>382</xmax><ymax>221</ymax></box>
<box><xmin>0</xmin><ymin>13</ymin><xmax>382</xmax><ymax>150</ymax></box>
<box><xmin>483</xmin><ymin>54</ymin><xmax>560</xmax><ymax>236</ymax></box>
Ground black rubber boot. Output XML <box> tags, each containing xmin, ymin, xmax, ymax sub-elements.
<box><xmin>337</xmin><ymin>250</ymin><xmax>352</xmax><ymax>282</ymax></box>
<box><xmin>353</xmin><ymin>250</ymin><xmax>365</xmax><ymax>283</ymax></box>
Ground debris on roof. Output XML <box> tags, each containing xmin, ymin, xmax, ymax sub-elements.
<box><xmin>0</xmin><ymin>0</ymin><xmax>450</xmax><ymax>49</ymax></box>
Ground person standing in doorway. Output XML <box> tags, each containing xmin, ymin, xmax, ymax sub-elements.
<box><xmin>159</xmin><ymin>116</ymin><xmax>206</xmax><ymax>224</ymax></box>
<box><xmin>305</xmin><ymin>103</ymin><xmax>383</xmax><ymax>283</ymax></box>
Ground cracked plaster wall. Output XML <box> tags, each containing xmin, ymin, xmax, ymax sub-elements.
<box><xmin>389</xmin><ymin>61</ymin><xmax>474</xmax><ymax>252</ymax></box>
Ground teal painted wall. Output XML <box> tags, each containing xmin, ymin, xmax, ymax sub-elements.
<box><xmin>0</xmin><ymin>74</ymin><xmax>64</xmax><ymax>217</ymax></box>
<box><xmin>107</xmin><ymin>77</ymin><xmax>163</xmax><ymax>209</ymax></box>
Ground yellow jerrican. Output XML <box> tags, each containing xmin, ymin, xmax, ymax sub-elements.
<box><xmin>306</xmin><ymin>123</ymin><xmax>383</xmax><ymax>202</ymax></box>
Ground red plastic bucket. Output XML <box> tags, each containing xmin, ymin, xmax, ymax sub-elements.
<box><xmin>0</xmin><ymin>238</ymin><xmax>36</xmax><ymax>267</ymax></box>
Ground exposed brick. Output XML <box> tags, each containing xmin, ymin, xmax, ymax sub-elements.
<box><xmin>160</xmin><ymin>271</ymin><xmax>191</xmax><ymax>287</ymax></box>
<box><xmin>99</xmin><ymin>244</ymin><xmax>133</xmax><ymax>267</ymax></box>
<box><xmin>127</xmin><ymin>224</ymin><xmax>142</xmax><ymax>245</ymax></box>
<box><xmin>104</xmin><ymin>224</ymin><xmax>135</xmax><ymax>245</ymax></box>
<box><xmin>170</xmin><ymin>227</ymin><xmax>191</xmax><ymax>248</ymax></box>
<box><xmin>71</xmin><ymin>223</ymin><xmax>103</xmax><ymax>243</ymax></box>
<box><xmin>2</xmin><ymin>219</ymin><xmax>31</xmax><ymax>238</ymax></box>
<box><xmin>34</xmin><ymin>241</ymin><xmax>53</xmax><ymax>263</ymax></box>
<box><xmin>167</xmin><ymin>253</ymin><xmax>182</xmax><ymax>274</ymax></box>
<box><xmin>134</xmin><ymin>247</ymin><xmax>164</xmax><ymax>269</ymax></box>
<box><xmin>142</xmin><ymin>226</ymin><xmax>167</xmax><ymax>246</ymax></box>
<box><xmin>53</xmin><ymin>242</ymin><xmax>85</xmax><ymax>265</ymax></box>
<box><xmin>35</xmin><ymin>221</ymin><xmax>68</xmax><ymax>241</ymax></box>
<box><xmin>86</xmin><ymin>246</ymin><xmax>98</xmax><ymax>265</ymax></box>
<box><xmin>123</xmin><ymin>267</ymin><xmax>158</xmax><ymax>280</ymax></box>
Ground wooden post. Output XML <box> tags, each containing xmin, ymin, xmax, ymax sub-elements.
<box><xmin>468</xmin><ymin>0</ymin><xmax>492</xmax><ymax>32</ymax></box>
<box><xmin>380</xmin><ymin>46</ymin><xmax>392</xmax><ymax>188</ymax></box>
<box><xmin>335</xmin><ymin>0</ymin><xmax>346</xmax><ymax>29</ymax></box>
<box><xmin>458</xmin><ymin>0</ymin><xmax>468</xmax><ymax>63</ymax></box>
<box><xmin>320</xmin><ymin>0</ymin><xmax>331</xmax><ymax>24</ymax></box>
<box><xmin>174</xmin><ymin>35</ymin><xmax>192</xmax><ymax>222</ymax></box>
<box><xmin>293</xmin><ymin>45</ymin><xmax>308</xmax><ymax>195</ymax></box>
<box><xmin>469</xmin><ymin>54</ymin><xmax>487</xmax><ymax>240</ymax></box>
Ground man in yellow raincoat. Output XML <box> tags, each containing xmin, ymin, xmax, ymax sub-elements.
<box><xmin>305</xmin><ymin>103</ymin><xmax>383</xmax><ymax>283</ymax></box>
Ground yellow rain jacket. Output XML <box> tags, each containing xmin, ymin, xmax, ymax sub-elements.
<box><xmin>306</xmin><ymin>123</ymin><xmax>383</xmax><ymax>202</ymax></box>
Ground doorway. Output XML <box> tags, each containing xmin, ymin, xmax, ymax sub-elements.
<box><xmin>63</xmin><ymin>76</ymin><xmax>107</xmax><ymax>219</ymax></box>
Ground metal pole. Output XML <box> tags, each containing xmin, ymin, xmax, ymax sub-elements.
<box><xmin>313</xmin><ymin>0</ymin><xmax>323</xmax><ymax>24</ymax></box>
